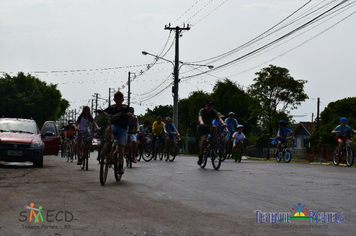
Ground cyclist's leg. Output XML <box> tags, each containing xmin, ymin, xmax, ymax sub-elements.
<box><xmin>77</xmin><ymin>133</ymin><xmax>83</xmax><ymax>164</ymax></box>
<box><xmin>112</xmin><ymin>125</ymin><xmax>127</xmax><ymax>173</ymax></box>
<box><xmin>232</xmin><ymin>141</ymin><xmax>237</xmax><ymax>154</ymax></box>
<box><xmin>131</xmin><ymin>134</ymin><xmax>138</xmax><ymax>162</ymax></box>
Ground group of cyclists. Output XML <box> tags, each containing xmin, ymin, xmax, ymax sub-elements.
<box><xmin>61</xmin><ymin>92</ymin><xmax>356</xmax><ymax>180</ymax></box>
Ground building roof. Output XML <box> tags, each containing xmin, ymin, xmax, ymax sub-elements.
<box><xmin>293</xmin><ymin>122</ymin><xmax>314</xmax><ymax>135</ymax></box>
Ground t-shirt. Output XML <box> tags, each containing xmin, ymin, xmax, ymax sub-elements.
<box><xmin>137</xmin><ymin>125</ymin><xmax>149</xmax><ymax>137</ymax></box>
<box><xmin>64</xmin><ymin>125</ymin><xmax>76</xmax><ymax>137</ymax></box>
<box><xmin>278</xmin><ymin>127</ymin><xmax>292</xmax><ymax>139</ymax></box>
<box><xmin>104</xmin><ymin>104</ymin><xmax>131</xmax><ymax>129</ymax></box>
<box><xmin>128</xmin><ymin>116</ymin><xmax>139</xmax><ymax>131</ymax></box>
<box><xmin>199</xmin><ymin>108</ymin><xmax>219</xmax><ymax>125</ymax></box>
<box><xmin>164</xmin><ymin>123</ymin><xmax>176</xmax><ymax>134</ymax></box>
<box><xmin>233</xmin><ymin>132</ymin><xmax>245</xmax><ymax>141</ymax></box>
<box><xmin>334</xmin><ymin>125</ymin><xmax>352</xmax><ymax>137</ymax></box>
<box><xmin>78</xmin><ymin>117</ymin><xmax>92</xmax><ymax>131</ymax></box>
<box><xmin>225</xmin><ymin>118</ymin><xmax>238</xmax><ymax>133</ymax></box>
<box><xmin>152</xmin><ymin>121</ymin><xmax>165</xmax><ymax>135</ymax></box>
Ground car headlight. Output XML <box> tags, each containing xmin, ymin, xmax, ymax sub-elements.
<box><xmin>31</xmin><ymin>141</ymin><xmax>43</xmax><ymax>148</ymax></box>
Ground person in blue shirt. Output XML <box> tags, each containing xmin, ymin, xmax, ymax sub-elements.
<box><xmin>164</xmin><ymin>117</ymin><xmax>180</xmax><ymax>154</ymax></box>
<box><xmin>276</xmin><ymin>120</ymin><xmax>294</xmax><ymax>152</ymax></box>
<box><xmin>224</xmin><ymin>112</ymin><xmax>238</xmax><ymax>141</ymax></box>
<box><xmin>332</xmin><ymin>117</ymin><xmax>356</xmax><ymax>156</ymax></box>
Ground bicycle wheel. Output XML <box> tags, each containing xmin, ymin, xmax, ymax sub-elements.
<box><xmin>157</xmin><ymin>142</ymin><xmax>164</xmax><ymax>160</ymax></box>
<box><xmin>219</xmin><ymin>141</ymin><xmax>226</xmax><ymax>162</ymax></box>
<box><xmin>332</xmin><ymin>148</ymin><xmax>340</xmax><ymax>166</ymax></box>
<box><xmin>235</xmin><ymin>149</ymin><xmax>242</xmax><ymax>163</ymax></box>
<box><xmin>201</xmin><ymin>149</ymin><xmax>208</xmax><ymax>168</ymax></box>
<box><xmin>346</xmin><ymin>147</ymin><xmax>354</xmax><ymax>167</ymax></box>
<box><xmin>142</xmin><ymin>143</ymin><xmax>153</xmax><ymax>162</ymax></box>
<box><xmin>136</xmin><ymin>144</ymin><xmax>142</xmax><ymax>162</ymax></box>
<box><xmin>276</xmin><ymin>150</ymin><xmax>282</xmax><ymax>162</ymax></box>
<box><xmin>113</xmin><ymin>152</ymin><xmax>122</xmax><ymax>181</ymax></box>
<box><xmin>100</xmin><ymin>143</ymin><xmax>110</xmax><ymax>185</ymax></box>
<box><xmin>66</xmin><ymin>145</ymin><xmax>70</xmax><ymax>162</ymax></box>
<box><xmin>168</xmin><ymin>141</ymin><xmax>178</xmax><ymax>162</ymax></box>
<box><xmin>225</xmin><ymin>140</ymin><xmax>232</xmax><ymax>159</ymax></box>
<box><xmin>284</xmin><ymin>150</ymin><xmax>292</xmax><ymax>163</ymax></box>
<box><xmin>211</xmin><ymin>141</ymin><xmax>221</xmax><ymax>170</ymax></box>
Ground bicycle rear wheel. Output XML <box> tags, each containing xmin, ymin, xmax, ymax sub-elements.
<box><xmin>346</xmin><ymin>147</ymin><xmax>354</xmax><ymax>167</ymax></box>
<box><xmin>100</xmin><ymin>143</ymin><xmax>110</xmax><ymax>185</ymax></box>
<box><xmin>211</xmin><ymin>141</ymin><xmax>221</xmax><ymax>170</ymax></box>
<box><xmin>219</xmin><ymin>141</ymin><xmax>226</xmax><ymax>162</ymax></box>
<box><xmin>284</xmin><ymin>150</ymin><xmax>292</xmax><ymax>163</ymax></box>
<box><xmin>157</xmin><ymin>142</ymin><xmax>164</xmax><ymax>160</ymax></box>
<box><xmin>168</xmin><ymin>141</ymin><xmax>178</xmax><ymax>162</ymax></box>
<box><xmin>332</xmin><ymin>148</ymin><xmax>340</xmax><ymax>166</ymax></box>
<box><xmin>113</xmin><ymin>152</ymin><xmax>121</xmax><ymax>181</ymax></box>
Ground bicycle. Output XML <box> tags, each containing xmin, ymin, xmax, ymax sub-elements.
<box><xmin>125</xmin><ymin>131</ymin><xmax>139</xmax><ymax>168</ymax></box>
<box><xmin>97</xmin><ymin>111</ymin><xmax>123</xmax><ymax>185</ymax></box>
<box><xmin>138</xmin><ymin>134</ymin><xmax>153</xmax><ymax>162</ymax></box>
<box><xmin>200</xmin><ymin>125</ymin><xmax>222</xmax><ymax>170</ymax></box>
<box><xmin>79</xmin><ymin>131</ymin><xmax>92</xmax><ymax>171</ymax></box>
<box><xmin>152</xmin><ymin>134</ymin><xmax>164</xmax><ymax>161</ymax></box>
<box><xmin>272</xmin><ymin>136</ymin><xmax>294</xmax><ymax>163</ymax></box>
<box><xmin>231</xmin><ymin>137</ymin><xmax>243</xmax><ymax>163</ymax></box>
<box><xmin>332</xmin><ymin>138</ymin><xmax>354</xmax><ymax>167</ymax></box>
<box><xmin>65</xmin><ymin>138</ymin><xmax>74</xmax><ymax>162</ymax></box>
<box><xmin>165</xmin><ymin>133</ymin><xmax>180</xmax><ymax>162</ymax></box>
<box><xmin>224</xmin><ymin>132</ymin><xmax>234</xmax><ymax>160</ymax></box>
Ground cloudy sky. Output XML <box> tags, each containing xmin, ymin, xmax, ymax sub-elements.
<box><xmin>1</xmin><ymin>0</ymin><xmax>355</xmax><ymax>122</ymax></box>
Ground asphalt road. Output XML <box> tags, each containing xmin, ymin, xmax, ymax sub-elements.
<box><xmin>0</xmin><ymin>153</ymin><xmax>355</xmax><ymax>236</ymax></box>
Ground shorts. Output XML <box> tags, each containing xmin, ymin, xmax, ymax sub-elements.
<box><xmin>197</xmin><ymin>126</ymin><xmax>209</xmax><ymax>137</ymax></box>
<box><xmin>78</xmin><ymin>130</ymin><xmax>93</xmax><ymax>142</ymax></box>
<box><xmin>233</xmin><ymin>139</ymin><xmax>243</xmax><ymax>144</ymax></box>
<box><xmin>111</xmin><ymin>125</ymin><xmax>127</xmax><ymax>146</ymax></box>
<box><xmin>335</xmin><ymin>136</ymin><xmax>348</xmax><ymax>143</ymax></box>
<box><xmin>166</xmin><ymin>133</ymin><xmax>174</xmax><ymax>140</ymax></box>
<box><xmin>127</xmin><ymin>134</ymin><xmax>137</xmax><ymax>142</ymax></box>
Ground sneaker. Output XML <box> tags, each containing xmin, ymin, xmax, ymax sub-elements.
<box><xmin>197</xmin><ymin>155</ymin><xmax>203</xmax><ymax>165</ymax></box>
<box><xmin>132</xmin><ymin>157</ymin><xmax>137</xmax><ymax>163</ymax></box>
<box><xmin>118</xmin><ymin>165</ymin><xmax>124</xmax><ymax>175</ymax></box>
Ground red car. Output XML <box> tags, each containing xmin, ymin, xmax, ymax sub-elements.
<box><xmin>0</xmin><ymin>118</ymin><xmax>60</xmax><ymax>167</ymax></box>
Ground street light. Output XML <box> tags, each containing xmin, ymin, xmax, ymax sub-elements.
<box><xmin>142</xmin><ymin>50</ymin><xmax>214</xmax><ymax>128</ymax></box>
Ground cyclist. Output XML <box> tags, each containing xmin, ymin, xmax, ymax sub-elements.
<box><xmin>126</xmin><ymin>107</ymin><xmax>139</xmax><ymax>163</ymax></box>
<box><xmin>331</xmin><ymin>117</ymin><xmax>356</xmax><ymax>157</ymax></box>
<box><xmin>152</xmin><ymin>116</ymin><xmax>165</xmax><ymax>159</ymax></box>
<box><xmin>197</xmin><ymin>100</ymin><xmax>226</xmax><ymax>165</ymax></box>
<box><xmin>63</xmin><ymin>120</ymin><xmax>76</xmax><ymax>156</ymax></box>
<box><xmin>95</xmin><ymin>91</ymin><xmax>133</xmax><ymax>175</ymax></box>
<box><xmin>231</xmin><ymin>124</ymin><xmax>246</xmax><ymax>155</ymax></box>
<box><xmin>137</xmin><ymin>120</ymin><xmax>150</xmax><ymax>151</ymax></box>
<box><xmin>96</xmin><ymin>121</ymin><xmax>109</xmax><ymax>161</ymax></box>
<box><xmin>276</xmin><ymin>120</ymin><xmax>294</xmax><ymax>155</ymax></box>
<box><xmin>164</xmin><ymin>117</ymin><xmax>180</xmax><ymax>153</ymax></box>
<box><xmin>76</xmin><ymin>106</ymin><xmax>100</xmax><ymax>165</ymax></box>
<box><xmin>224</xmin><ymin>112</ymin><xmax>238</xmax><ymax>141</ymax></box>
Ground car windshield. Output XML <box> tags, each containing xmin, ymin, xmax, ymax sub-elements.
<box><xmin>0</xmin><ymin>120</ymin><xmax>39</xmax><ymax>134</ymax></box>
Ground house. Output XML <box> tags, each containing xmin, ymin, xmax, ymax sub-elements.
<box><xmin>293</xmin><ymin>122</ymin><xmax>314</xmax><ymax>149</ymax></box>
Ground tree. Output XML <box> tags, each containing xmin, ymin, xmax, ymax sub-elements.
<box><xmin>248</xmin><ymin>65</ymin><xmax>308</xmax><ymax>137</ymax></box>
<box><xmin>137</xmin><ymin>105</ymin><xmax>173</xmax><ymax>126</ymax></box>
<box><xmin>211</xmin><ymin>78</ymin><xmax>259</xmax><ymax>135</ymax></box>
<box><xmin>0</xmin><ymin>72</ymin><xmax>69</xmax><ymax>126</ymax></box>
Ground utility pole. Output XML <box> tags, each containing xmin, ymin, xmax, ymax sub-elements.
<box><xmin>109</xmin><ymin>88</ymin><xmax>111</xmax><ymax>107</ymax></box>
<box><xmin>316</xmin><ymin>98</ymin><xmax>320</xmax><ymax>131</ymax></box>
<box><xmin>165</xmin><ymin>24</ymin><xmax>190</xmax><ymax>128</ymax></box>
<box><xmin>128</xmin><ymin>72</ymin><xmax>131</xmax><ymax>107</ymax></box>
